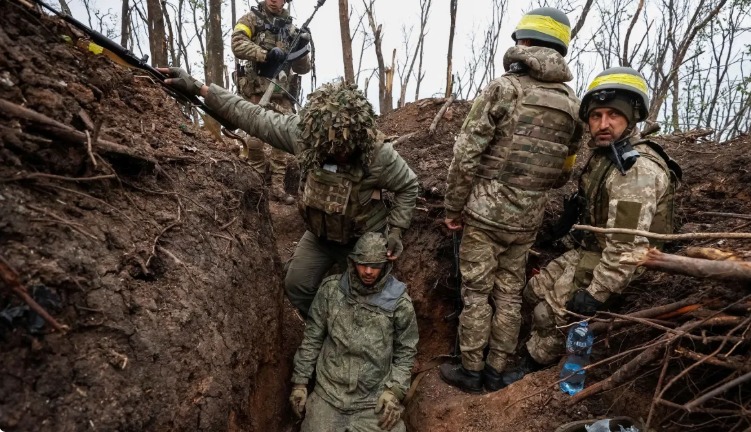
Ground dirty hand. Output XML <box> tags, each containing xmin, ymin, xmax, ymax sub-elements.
<box><xmin>158</xmin><ymin>67</ymin><xmax>205</xmax><ymax>97</ymax></box>
<box><xmin>566</xmin><ymin>290</ymin><xmax>603</xmax><ymax>316</ymax></box>
<box><xmin>386</xmin><ymin>227</ymin><xmax>403</xmax><ymax>261</ymax></box>
<box><xmin>444</xmin><ymin>217</ymin><xmax>463</xmax><ymax>231</ymax></box>
<box><xmin>289</xmin><ymin>384</ymin><xmax>307</xmax><ymax>419</ymax></box>
<box><xmin>375</xmin><ymin>390</ymin><xmax>402</xmax><ymax>431</ymax></box>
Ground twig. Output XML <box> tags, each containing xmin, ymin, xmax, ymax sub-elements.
<box><xmin>1</xmin><ymin>173</ymin><xmax>116</xmax><ymax>183</ymax></box>
<box><xmin>683</xmin><ymin>370</ymin><xmax>751</xmax><ymax>411</ymax></box>
<box><xmin>573</xmin><ymin>224</ymin><xmax>751</xmax><ymax>240</ymax></box>
<box><xmin>85</xmin><ymin>130</ymin><xmax>98</xmax><ymax>168</ymax></box>
<box><xmin>44</xmin><ymin>185</ymin><xmax>134</xmax><ymax>224</ymax></box>
<box><xmin>674</xmin><ymin>347</ymin><xmax>751</xmax><ymax>373</ymax></box>
<box><xmin>26</xmin><ymin>204</ymin><xmax>100</xmax><ymax>241</ymax></box>
<box><xmin>646</xmin><ymin>347</ymin><xmax>673</xmax><ymax>428</ymax></box>
<box><xmin>632</xmin><ymin>248</ymin><xmax>751</xmax><ymax>281</ymax></box>
<box><xmin>699</xmin><ymin>211</ymin><xmax>751</xmax><ymax>221</ymax></box>
<box><xmin>589</xmin><ymin>299</ymin><xmax>696</xmax><ymax>334</ymax></box>
<box><xmin>0</xmin><ymin>255</ymin><xmax>69</xmax><ymax>333</ymax></box>
<box><xmin>145</xmin><ymin>204</ymin><xmax>182</xmax><ymax>268</ymax></box>
<box><xmin>429</xmin><ymin>94</ymin><xmax>456</xmax><ymax>134</ymax></box>
<box><xmin>219</xmin><ymin>216</ymin><xmax>238</xmax><ymax>231</ymax></box>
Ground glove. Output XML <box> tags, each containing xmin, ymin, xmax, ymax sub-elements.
<box><xmin>375</xmin><ymin>390</ymin><xmax>402</xmax><ymax>431</ymax></box>
<box><xmin>265</xmin><ymin>47</ymin><xmax>286</xmax><ymax>65</ymax></box>
<box><xmin>164</xmin><ymin>67</ymin><xmax>204</xmax><ymax>96</ymax></box>
<box><xmin>289</xmin><ymin>384</ymin><xmax>307</xmax><ymax>419</ymax></box>
<box><xmin>386</xmin><ymin>227</ymin><xmax>403</xmax><ymax>260</ymax></box>
<box><xmin>566</xmin><ymin>290</ymin><xmax>603</xmax><ymax>316</ymax></box>
<box><xmin>293</xmin><ymin>28</ymin><xmax>311</xmax><ymax>51</ymax></box>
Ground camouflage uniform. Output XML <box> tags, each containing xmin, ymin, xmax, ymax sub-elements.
<box><xmin>525</xmin><ymin>138</ymin><xmax>679</xmax><ymax>364</ymax></box>
<box><xmin>231</xmin><ymin>1</ymin><xmax>311</xmax><ymax>200</ymax></box>
<box><xmin>444</xmin><ymin>45</ymin><xmax>583</xmax><ymax>374</ymax></box>
<box><xmin>292</xmin><ymin>234</ymin><xmax>418</xmax><ymax>432</ymax></box>
<box><xmin>204</xmin><ymin>83</ymin><xmax>418</xmax><ymax>316</ymax></box>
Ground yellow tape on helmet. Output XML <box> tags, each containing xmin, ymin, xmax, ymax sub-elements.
<box><xmin>588</xmin><ymin>73</ymin><xmax>648</xmax><ymax>94</ymax></box>
<box><xmin>515</xmin><ymin>14</ymin><xmax>571</xmax><ymax>47</ymax></box>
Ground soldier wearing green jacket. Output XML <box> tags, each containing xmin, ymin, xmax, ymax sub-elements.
<box><xmin>159</xmin><ymin>70</ymin><xmax>418</xmax><ymax>317</ymax></box>
<box><xmin>289</xmin><ymin>232</ymin><xmax>418</xmax><ymax>432</ymax></box>
<box><xmin>507</xmin><ymin>67</ymin><xmax>681</xmax><ymax>380</ymax></box>
<box><xmin>440</xmin><ymin>8</ymin><xmax>584</xmax><ymax>393</ymax></box>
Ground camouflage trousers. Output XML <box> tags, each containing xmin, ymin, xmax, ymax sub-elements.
<box><xmin>458</xmin><ymin>224</ymin><xmax>536</xmax><ymax>372</ymax></box>
<box><xmin>285</xmin><ymin>230</ymin><xmax>356</xmax><ymax>317</ymax></box>
<box><xmin>523</xmin><ymin>249</ymin><xmax>583</xmax><ymax>365</ymax></box>
<box><xmin>301</xmin><ymin>391</ymin><xmax>406</xmax><ymax>432</ymax></box>
<box><xmin>240</xmin><ymin>93</ymin><xmax>295</xmax><ymax>191</ymax></box>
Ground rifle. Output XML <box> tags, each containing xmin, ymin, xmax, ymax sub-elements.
<box><xmin>258</xmin><ymin>0</ymin><xmax>326</xmax><ymax>107</ymax></box>
<box><xmin>32</xmin><ymin>0</ymin><xmax>237</xmax><ymax>130</ymax></box>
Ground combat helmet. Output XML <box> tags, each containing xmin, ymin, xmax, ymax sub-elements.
<box><xmin>297</xmin><ymin>81</ymin><xmax>377</xmax><ymax>173</ymax></box>
<box><xmin>512</xmin><ymin>7</ymin><xmax>571</xmax><ymax>56</ymax></box>
<box><xmin>349</xmin><ymin>232</ymin><xmax>389</xmax><ymax>266</ymax></box>
<box><xmin>579</xmin><ymin>66</ymin><xmax>650</xmax><ymax>123</ymax></box>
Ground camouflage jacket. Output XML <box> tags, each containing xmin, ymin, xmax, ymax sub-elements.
<box><xmin>444</xmin><ymin>46</ymin><xmax>583</xmax><ymax>232</ymax></box>
<box><xmin>576</xmin><ymin>138</ymin><xmax>678</xmax><ymax>302</ymax></box>
<box><xmin>205</xmin><ymin>85</ymin><xmax>418</xmax><ymax>233</ymax></box>
<box><xmin>291</xmin><ymin>269</ymin><xmax>418</xmax><ymax>411</ymax></box>
<box><xmin>231</xmin><ymin>1</ymin><xmax>311</xmax><ymax>97</ymax></box>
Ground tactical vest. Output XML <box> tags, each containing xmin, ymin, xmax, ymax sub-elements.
<box><xmin>477</xmin><ymin>74</ymin><xmax>580</xmax><ymax>191</ymax></box>
<box><xmin>239</xmin><ymin>6</ymin><xmax>299</xmax><ymax>95</ymax></box>
<box><xmin>574</xmin><ymin>140</ymin><xmax>681</xmax><ymax>288</ymax></box>
<box><xmin>299</xmin><ymin>144</ymin><xmax>389</xmax><ymax>244</ymax></box>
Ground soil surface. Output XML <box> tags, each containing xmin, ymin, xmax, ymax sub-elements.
<box><xmin>2</xmin><ymin>2</ymin><xmax>751</xmax><ymax>432</ymax></box>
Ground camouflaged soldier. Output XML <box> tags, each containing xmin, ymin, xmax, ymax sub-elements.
<box><xmin>511</xmin><ymin>67</ymin><xmax>681</xmax><ymax>380</ymax></box>
<box><xmin>232</xmin><ymin>0</ymin><xmax>311</xmax><ymax>204</ymax></box>
<box><xmin>288</xmin><ymin>232</ymin><xmax>418</xmax><ymax>432</ymax></box>
<box><xmin>439</xmin><ymin>7</ymin><xmax>585</xmax><ymax>394</ymax></box>
<box><xmin>159</xmin><ymin>70</ymin><xmax>419</xmax><ymax>317</ymax></box>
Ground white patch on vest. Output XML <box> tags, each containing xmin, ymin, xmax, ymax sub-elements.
<box><xmin>323</xmin><ymin>163</ymin><xmax>338</xmax><ymax>173</ymax></box>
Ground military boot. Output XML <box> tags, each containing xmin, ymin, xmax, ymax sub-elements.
<box><xmin>439</xmin><ymin>362</ymin><xmax>483</xmax><ymax>394</ymax></box>
<box><xmin>483</xmin><ymin>365</ymin><xmax>507</xmax><ymax>392</ymax></box>
<box><xmin>502</xmin><ymin>349</ymin><xmax>544</xmax><ymax>386</ymax></box>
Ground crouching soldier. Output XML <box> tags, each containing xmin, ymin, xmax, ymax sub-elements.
<box><xmin>508</xmin><ymin>67</ymin><xmax>681</xmax><ymax>380</ymax></box>
<box><xmin>288</xmin><ymin>232</ymin><xmax>418</xmax><ymax>431</ymax></box>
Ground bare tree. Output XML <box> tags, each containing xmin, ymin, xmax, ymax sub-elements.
<box><xmin>338</xmin><ymin>0</ymin><xmax>355</xmax><ymax>83</ymax></box>
<box><xmin>455</xmin><ymin>0</ymin><xmax>506</xmax><ymax>99</ymax></box>
<box><xmin>205</xmin><ymin>0</ymin><xmax>223</xmax><ymax>86</ymax></box>
<box><xmin>363</xmin><ymin>0</ymin><xmax>392</xmax><ymax>114</ymax></box>
<box><xmin>146</xmin><ymin>0</ymin><xmax>169</xmax><ymax>66</ymax></box>
<box><xmin>445</xmin><ymin>0</ymin><xmax>457</xmax><ymax>97</ymax></box>
<box><xmin>120</xmin><ymin>0</ymin><xmax>132</xmax><ymax>48</ymax></box>
<box><xmin>394</xmin><ymin>0</ymin><xmax>431</xmax><ymax>107</ymax></box>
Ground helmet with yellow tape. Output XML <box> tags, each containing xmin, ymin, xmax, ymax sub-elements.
<box><xmin>579</xmin><ymin>66</ymin><xmax>650</xmax><ymax>123</ymax></box>
<box><xmin>511</xmin><ymin>7</ymin><xmax>571</xmax><ymax>56</ymax></box>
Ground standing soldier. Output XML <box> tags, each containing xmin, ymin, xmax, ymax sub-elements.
<box><xmin>439</xmin><ymin>8</ymin><xmax>584</xmax><ymax>393</ymax></box>
<box><xmin>159</xmin><ymin>70</ymin><xmax>418</xmax><ymax>319</ymax></box>
<box><xmin>511</xmin><ymin>67</ymin><xmax>681</xmax><ymax>379</ymax></box>
<box><xmin>232</xmin><ymin>0</ymin><xmax>311</xmax><ymax>204</ymax></box>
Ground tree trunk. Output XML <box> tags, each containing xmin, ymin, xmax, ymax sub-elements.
<box><xmin>445</xmin><ymin>0</ymin><xmax>457</xmax><ymax>97</ymax></box>
<box><xmin>146</xmin><ymin>0</ymin><xmax>168</xmax><ymax>67</ymax></box>
<box><xmin>120</xmin><ymin>0</ymin><xmax>131</xmax><ymax>49</ymax></box>
<box><xmin>162</xmin><ymin>0</ymin><xmax>178</xmax><ymax>67</ymax></box>
<box><xmin>339</xmin><ymin>0</ymin><xmax>355</xmax><ymax>83</ymax></box>
<box><xmin>205</xmin><ymin>0</ymin><xmax>224</xmax><ymax>86</ymax></box>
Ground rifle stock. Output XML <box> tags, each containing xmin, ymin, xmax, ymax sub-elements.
<box><xmin>33</xmin><ymin>0</ymin><xmax>237</xmax><ymax>130</ymax></box>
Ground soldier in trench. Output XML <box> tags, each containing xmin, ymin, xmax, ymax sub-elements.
<box><xmin>288</xmin><ymin>232</ymin><xmax>418</xmax><ymax>432</ymax></box>
<box><xmin>231</xmin><ymin>0</ymin><xmax>311</xmax><ymax>205</ymax></box>
<box><xmin>504</xmin><ymin>67</ymin><xmax>682</xmax><ymax>382</ymax></box>
<box><xmin>159</xmin><ymin>69</ymin><xmax>418</xmax><ymax>319</ymax></box>
<box><xmin>439</xmin><ymin>8</ymin><xmax>585</xmax><ymax>393</ymax></box>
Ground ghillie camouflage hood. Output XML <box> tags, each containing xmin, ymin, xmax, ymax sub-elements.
<box><xmin>297</xmin><ymin>82</ymin><xmax>378</xmax><ymax>173</ymax></box>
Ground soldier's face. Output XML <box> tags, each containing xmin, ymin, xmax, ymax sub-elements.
<box><xmin>355</xmin><ymin>264</ymin><xmax>383</xmax><ymax>286</ymax></box>
<box><xmin>266</xmin><ymin>0</ymin><xmax>285</xmax><ymax>14</ymax></box>
<box><xmin>588</xmin><ymin>107</ymin><xmax>628</xmax><ymax>147</ymax></box>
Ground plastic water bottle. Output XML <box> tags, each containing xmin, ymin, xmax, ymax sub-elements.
<box><xmin>560</xmin><ymin>321</ymin><xmax>594</xmax><ymax>395</ymax></box>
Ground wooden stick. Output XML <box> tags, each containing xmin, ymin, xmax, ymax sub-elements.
<box><xmin>429</xmin><ymin>94</ymin><xmax>456</xmax><ymax>134</ymax></box>
<box><xmin>674</xmin><ymin>347</ymin><xmax>751</xmax><ymax>373</ymax></box>
<box><xmin>573</xmin><ymin>224</ymin><xmax>751</xmax><ymax>240</ymax></box>
<box><xmin>635</xmin><ymin>248</ymin><xmax>751</xmax><ymax>281</ymax></box>
<box><xmin>1</xmin><ymin>173</ymin><xmax>116</xmax><ymax>183</ymax></box>
<box><xmin>0</xmin><ymin>256</ymin><xmax>69</xmax><ymax>333</ymax></box>
<box><xmin>698</xmin><ymin>211</ymin><xmax>751</xmax><ymax>221</ymax></box>
<box><xmin>590</xmin><ymin>299</ymin><xmax>696</xmax><ymax>333</ymax></box>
